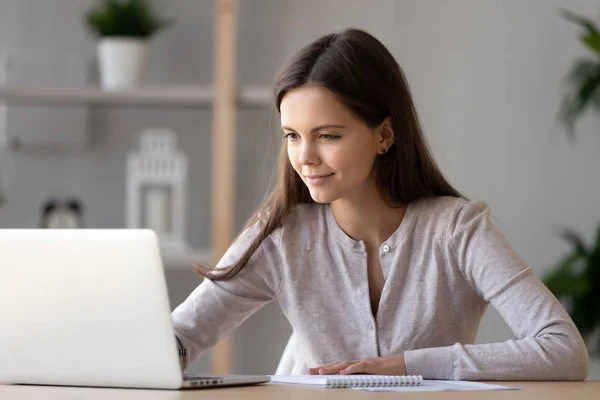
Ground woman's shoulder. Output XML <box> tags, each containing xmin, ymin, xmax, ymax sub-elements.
<box><xmin>410</xmin><ymin>196</ymin><xmax>491</xmax><ymax>229</ymax></box>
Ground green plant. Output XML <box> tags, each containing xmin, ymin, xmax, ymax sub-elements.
<box><xmin>558</xmin><ymin>9</ymin><xmax>600</xmax><ymax>140</ymax></box>
<box><xmin>543</xmin><ymin>225</ymin><xmax>600</xmax><ymax>354</ymax></box>
<box><xmin>85</xmin><ymin>0</ymin><xmax>172</xmax><ymax>39</ymax></box>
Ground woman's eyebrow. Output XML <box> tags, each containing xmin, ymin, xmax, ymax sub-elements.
<box><xmin>281</xmin><ymin>124</ymin><xmax>347</xmax><ymax>133</ymax></box>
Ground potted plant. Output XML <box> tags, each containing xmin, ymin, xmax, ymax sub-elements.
<box><xmin>542</xmin><ymin>226</ymin><xmax>600</xmax><ymax>356</ymax></box>
<box><xmin>558</xmin><ymin>9</ymin><xmax>600</xmax><ymax>140</ymax></box>
<box><xmin>84</xmin><ymin>0</ymin><xmax>172</xmax><ymax>89</ymax></box>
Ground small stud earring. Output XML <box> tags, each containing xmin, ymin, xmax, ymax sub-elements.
<box><xmin>380</xmin><ymin>148</ymin><xmax>387</xmax><ymax>154</ymax></box>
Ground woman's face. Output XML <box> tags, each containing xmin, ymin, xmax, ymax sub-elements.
<box><xmin>280</xmin><ymin>86</ymin><xmax>382</xmax><ymax>204</ymax></box>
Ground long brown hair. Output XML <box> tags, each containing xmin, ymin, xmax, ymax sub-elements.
<box><xmin>195</xmin><ymin>28</ymin><xmax>464</xmax><ymax>281</ymax></box>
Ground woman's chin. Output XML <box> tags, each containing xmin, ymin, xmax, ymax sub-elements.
<box><xmin>308</xmin><ymin>189</ymin><xmax>339</xmax><ymax>204</ymax></box>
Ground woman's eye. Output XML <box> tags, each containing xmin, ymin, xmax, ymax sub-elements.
<box><xmin>284</xmin><ymin>132</ymin><xmax>299</xmax><ymax>141</ymax></box>
<box><xmin>320</xmin><ymin>134</ymin><xmax>340</xmax><ymax>141</ymax></box>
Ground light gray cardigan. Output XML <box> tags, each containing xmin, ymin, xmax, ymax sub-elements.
<box><xmin>172</xmin><ymin>196</ymin><xmax>589</xmax><ymax>380</ymax></box>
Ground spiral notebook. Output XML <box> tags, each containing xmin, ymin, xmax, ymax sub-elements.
<box><xmin>269</xmin><ymin>374</ymin><xmax>423</xmax><ymax>388</ymax></box>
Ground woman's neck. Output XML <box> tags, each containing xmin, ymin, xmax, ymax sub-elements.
<box><xmin>330</xmin><ymin>186</ymin><xmax>407</xmax><ymax>248</ymax></box>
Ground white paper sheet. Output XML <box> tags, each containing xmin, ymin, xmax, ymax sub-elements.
<box><xmin>354</xmin><ymin>380</ymin><xmax>519</xmax><ymax>392</ymax></box>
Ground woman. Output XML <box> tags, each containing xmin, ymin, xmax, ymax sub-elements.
<box><xmin>171</xmin><ymin>28</ymin><xmax>589</xmax><ymax>380</ymax></box>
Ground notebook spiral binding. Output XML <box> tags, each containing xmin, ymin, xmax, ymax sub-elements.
<box><xmin>326</xmin><ymin>374</ymin><xmax>422</xmax><ymax>388</ymax></box>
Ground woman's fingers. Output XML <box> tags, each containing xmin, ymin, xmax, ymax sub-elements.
<box><xmin>308</xmin><ymin>361</ymin><xmax>358</xmax><ymax>375</ymax></box>
<box><xmin>308</xmin><ymin>361</ymin><xmax>339</xmax><ymax>375</ymax></box>
<box><xmin>319</xmin><ymin>361</ymin><xmax>356</xmax><ymax>375</ymax></box>
<box><xmin>340</xmin><ymin>355</ymin><xmax>406</xmax><ymax>376</ymax></box>
<box><xmin>310</xmin><ymin>355</ymin><xmax>406</xmax><ymax>376</ymax></box>
<box><xmin>340</xmin><ymin>360</ymin><xmax>374</xmax><ymax>375</ymax></box>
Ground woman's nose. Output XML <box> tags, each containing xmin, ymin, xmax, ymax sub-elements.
<box><xmin>298</xmin><ymin>142</ymin><xmax>320</xmax><ymax>166</ymax></box>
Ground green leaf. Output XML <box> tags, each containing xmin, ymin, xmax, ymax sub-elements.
<box><xmin>581</xmin><ymin>34</ymin><xmax>600</xmax><ymax>56</ymax></box>
<box><xmin>594</xmin><ymin>223</ymin><xmax>600</xmax><ymax>255</ymax></box>
<box><xmin>566</xmin><ymin>59</ymin><xmax>600</xmax><ymax>86</ymax></box>
<box><xmin>571</xmin><ymin>72</ymin><xmax>600</xmax><ymax>114</ymax></box>
<box><xmin>593</xmin><ymin>85</ymin><xmax>600</xmax><ymax>109</ymax></box>
<box><xmin>570</xmin><ymin>293</ymin><xmax>600</xmax><ymax>336</ymax></box>
<box><xmin>543</xmin><ymin>228</ymin><xmax>591</xmax><ymax>296</ymax></box>
<box><xmin>544</xmin><ymin>271</ymin><xmax>590</xmax><ymax>296</ymax></box>
<box><xmin>586</xmin><ymin>223</ymin><xmax>600</xmax><ymax>283</ymax></box>
<box><xmin>559</xmin><ymin>61</ymin><xmax>600</xmax><ymax>139</ymax></box>
<box><xmin>559</xmin><ymin>94</ymin><xmax>578</xmax><ymax>142</ymax></box>
<box><xmin>559</xmin><ymin>227</ymin><xmax>589</xmax><ymax>256</ymax></box>
<box><xmin>543</xmin><ymin>248</ymin><xmax>589</xmax><ymax>295</ymax></box>
<box><xmin>562</xmin><ymin>9</ymin><xmax>600</xmax><ymax>57</ymax></box>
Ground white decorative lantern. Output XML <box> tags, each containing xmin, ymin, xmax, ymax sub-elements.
<box><xmin>126</xmin><ymin>129</ymin><xmax>188</xmax><ymax>249</ymax></box>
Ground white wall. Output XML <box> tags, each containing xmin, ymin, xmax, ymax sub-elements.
<box><xmin>1</xmin><ymin>0</ymin><xmax>598</xmax><ymax>378</ymax></box>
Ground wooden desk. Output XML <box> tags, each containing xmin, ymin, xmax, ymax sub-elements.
<box><xmin>0</xmin><ymin>381</ymin><xmax>599</xmax><ymax>399</ymax></box>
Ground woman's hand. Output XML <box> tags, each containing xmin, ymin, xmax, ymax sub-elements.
<box><xmin>308</xmin><ymin>354</ymin><xmax>407</xmax><ymax>375</ymax></box>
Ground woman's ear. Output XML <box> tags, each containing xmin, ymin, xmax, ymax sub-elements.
<box><xmin>376</xmin><ymin>117</ymin><xmax>395</xmax><ymax>154</ymax></box>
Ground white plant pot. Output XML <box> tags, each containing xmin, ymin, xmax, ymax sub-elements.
<box><xmin>97</xmin><ymin>38</ymin><xmax>147</xmax><ymax>90</ymax></box>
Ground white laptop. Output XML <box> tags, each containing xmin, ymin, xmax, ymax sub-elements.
<box><xmin>0</xmin><ymin>229</ymin><xmax>269</xmax><ymax>390</ymax></box>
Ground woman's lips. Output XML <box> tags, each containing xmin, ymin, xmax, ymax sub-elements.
<box><xmin>305</xmin><ymin>173</ymin><xmax>334</xmax><ymax>186</ymax></box>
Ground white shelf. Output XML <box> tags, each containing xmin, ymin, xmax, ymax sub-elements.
<box><xmin>0</xmin><ymin>84</ymin><xmax>272</xmax><ymax>109</ymax></box>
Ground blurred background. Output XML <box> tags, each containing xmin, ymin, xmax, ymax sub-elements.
<box><xmin>1</xmin><ymin>0</ymin><xmax>599</xmax><ymax>380</ymax></box>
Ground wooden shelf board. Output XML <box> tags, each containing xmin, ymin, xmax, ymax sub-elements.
<box><xmin>0</xmin><ymin>85</ymin><xmax>272</xmax><ymax>109</ymax></box>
